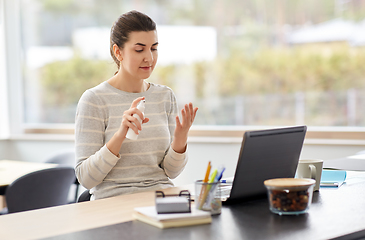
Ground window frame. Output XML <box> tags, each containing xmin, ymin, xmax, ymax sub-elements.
<box><xmin>0</xmin><ymin>0</ymin><xmax>8</xmax><ymax>139</ymax></box>
<box><xmin>1</xmin><ymin>0</ymin><xmax>23</xmax><ymax>139</ymax></box>
<box><xmin>22</xmin><ymin>124</ymin><xmax>365</xmax><ymax>146</ymax></box>
<box><xmin>2</xmin><ymin>0</ymin><xmax>365</xmax><ymax>147</ymax></box>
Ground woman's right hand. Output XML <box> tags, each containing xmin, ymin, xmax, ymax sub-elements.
<box><xmin>119</xmin><ymin>97</ymin><xmax>150</xmax><ymax>138</ymax></box>
<box><xmin>107</xmin><ymin>97</ymin><xmax>149</xmax><ymax>157</ymax></box>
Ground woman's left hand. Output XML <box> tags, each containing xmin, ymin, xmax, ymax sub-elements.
<box><xmin>172</xmin><ymin>103</ymin><xmax>198</xmax><ymax>153</ymax></box>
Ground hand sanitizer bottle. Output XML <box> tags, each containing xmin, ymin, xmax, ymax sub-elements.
<box><xmin>126</xmin><ymin>100</ymin><xmax>145</xmax><ymax>140</ymax></box>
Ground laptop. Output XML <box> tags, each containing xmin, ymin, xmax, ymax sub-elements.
<box><xmin>221</xmin><ymin>126</ymin><xmax>307</xmax><ymax>204</ymax></box>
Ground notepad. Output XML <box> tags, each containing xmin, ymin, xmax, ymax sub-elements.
<box><xmin>320</xmin><ymin>170</ymin><xmax>347</xmax><ymax>188</ymax></box>
<box><xmin>133</xmin><ymin>206</ymin><xmax>212</xmax><ymax>229</ymax></box>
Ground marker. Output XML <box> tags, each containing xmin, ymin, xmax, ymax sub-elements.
<box><xmin>209</xmin><ymin>169</ymin><xmax>218</xmax><ymax>184</ymax></box>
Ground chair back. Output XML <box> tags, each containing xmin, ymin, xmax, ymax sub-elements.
<box><xmin>45</xmin><ymin>149</ymin><xmax>75</xmax><ymax>167</ymax></box>
<box><xmin>77</xmin><ymin>189</ymin><xmax>91</xmax><ymax>202</ymax></box>
<box><xmin>46</xmin><ymin>149</ymin><xmax>80</xmax><ymax>203</ymax></box>
<box><xmin>5</xmin><ymin>167</ymin><xmax>75</xmax><ymax>214</ymax></box>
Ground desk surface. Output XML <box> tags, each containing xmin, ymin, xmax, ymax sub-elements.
<box><xmin>0</xmin><ymin>160</ymin><xmax>58</xmax><ymax>187</ymax></box>
<box><xmin>1</xmin><ymin>173</ymin><xmax>365</xmax><ymax>240</ymax></box>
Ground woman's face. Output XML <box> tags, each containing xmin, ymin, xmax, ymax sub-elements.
<box><xmin>119</xmin><ymin>30</ymin><xmax>158</xmax><ymax>81</ymax></box>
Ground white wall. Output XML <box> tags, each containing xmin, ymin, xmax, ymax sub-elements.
<box><xmin>0</xmin><ymin>138</ymin><xmax>74</xmax><ymax>163</ymax></box>
<box><xmin>1</xmin><ymin>138</ymin><xmax>364</xmax><ymax>187</ymax></box>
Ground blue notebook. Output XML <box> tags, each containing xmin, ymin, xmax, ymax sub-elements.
<box><xmin>320</xmin><ymin>170</ymin><xmax>347</xmax><ymax>188</ymax></box>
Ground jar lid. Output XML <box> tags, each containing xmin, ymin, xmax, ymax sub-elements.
<box><xmin>264</xmin><ymin>178</ymin><xmax>315</xmax><ymax>187</ymax></box>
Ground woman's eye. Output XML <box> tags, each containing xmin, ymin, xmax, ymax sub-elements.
<box><xmin>136</xmin><ymin>49</ymin><xmax>143</xmax><ymax>52</ymax></box>
<box><xmin>151</xmin><ymin>48</ymin><xmax>158</xmax><ymax>51</ymax></box>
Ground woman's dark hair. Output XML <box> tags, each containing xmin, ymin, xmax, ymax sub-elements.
<box><xmin>110</xmin><ymin>10</ymin><xmax>156</xmax><ymax>73</ymax></box>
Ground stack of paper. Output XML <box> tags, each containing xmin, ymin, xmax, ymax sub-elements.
<box><xmin>133</xmin><ymin>206</ymin><xmax>212</xmax><ymax>229</ymax></box>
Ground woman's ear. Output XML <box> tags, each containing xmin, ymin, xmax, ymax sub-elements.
<box><xmin>113</xmin><ymin>44</ymin><xmax>123</xmax><ymax>61</ymax></box>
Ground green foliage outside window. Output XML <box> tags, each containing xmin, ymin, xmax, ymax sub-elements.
<box><xmin>40</xmin><ymin>44</ymin><xmax>365</xmax><ymax>107</ymax></box>
<box><xmin>40</xmin><ymin>56</ymin><xmax>115</xmax><ymax>107</ymax></box>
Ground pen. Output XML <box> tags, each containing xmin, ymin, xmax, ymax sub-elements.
<box><xmin>220</xmin><ymin>179</ymin><xmax>232</xmax><ymax>184</ymax></box>
<box><xmin>320</xmin><ymin>182</ymin><xmax>340</xmax><ymax>187</ymax></box>
<box><xmin>214</xmin><ymin>167</ymin><xmax>225</xmax><ymax>182</ymax></box>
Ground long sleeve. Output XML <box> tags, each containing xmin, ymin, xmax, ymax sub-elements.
<box><xmin>161</xmin><ymin>147</ymin><xmax>188</xmax><ymax>179</ymax></box>
<box><xmin>75</xmin><ymin>90</ymin><xmax>120</xmax><ymax>189</ymax></box>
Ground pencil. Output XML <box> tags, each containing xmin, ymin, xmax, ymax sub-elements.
<box><xmin>203</xmin><ymin>161</ymin><xmax>211</xmax><ymax>183</ymax></box>
<box><xmin>198</xmin><ymin>161</ymin><xmax>211</xmax><ymax>209</ymax></box>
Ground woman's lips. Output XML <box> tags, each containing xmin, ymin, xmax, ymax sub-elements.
<box><xmin>140</xmin><ymin>66</ymin><xmax>151</xmax><ymax>71</ymax></box>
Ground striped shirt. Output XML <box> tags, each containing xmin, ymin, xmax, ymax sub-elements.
<box><xmin>75</xmin><ymin>81</ymin><xmax>188</xmax><ymax>200</ymax></box>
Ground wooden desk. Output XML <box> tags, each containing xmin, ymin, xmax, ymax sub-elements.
<box><xmin>0</xmin><ymin>160</ymin><xmax>58</xmax><ymax>188</ymax></box>
<box><xmin>1</xmin><ymin>174</ymin><xmax>365</xmax><ymax>240</ymax></box>
<box><xmin>0</xmin><ymin>185</ymin><xmax>189</xmax><ymax>240</ymax></box>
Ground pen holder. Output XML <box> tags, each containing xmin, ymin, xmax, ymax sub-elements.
<box><xmin>195</xmin><ymin>180</ymin><xmax>221</xmax><ymax>215</ymax></box>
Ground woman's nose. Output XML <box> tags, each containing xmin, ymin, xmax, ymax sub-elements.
<box><xmin>144</xmin><ymin>50</ymin><xmax>153</xmax><ymax>62</ymax></box>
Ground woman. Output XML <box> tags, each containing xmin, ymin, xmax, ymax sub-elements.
<box><xmin>75</xmin><ymin>10</ymin><xmax>198</xmax><ymax>200</ymax></box>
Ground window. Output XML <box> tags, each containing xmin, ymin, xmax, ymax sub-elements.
<box><xmin>0</xmin><ymin>0</ymin><xmax>8</xmax><ymax>138</ymax></box>
<box><xmin>11</xmin><ymin>0</ymin><xmax>365</xmax><ymax>133</ymax></box>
